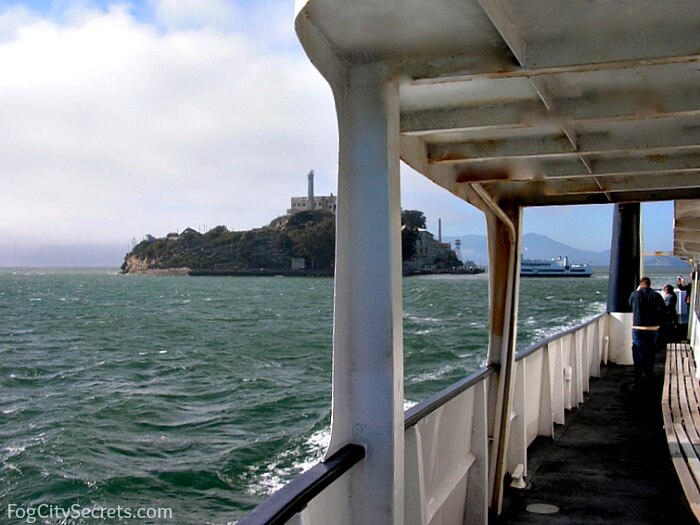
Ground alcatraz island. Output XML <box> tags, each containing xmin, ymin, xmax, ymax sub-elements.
<box><xmin>121</xmin><ymin>171</ymin><xmax>482</xmax><ymax>277</ymax></box>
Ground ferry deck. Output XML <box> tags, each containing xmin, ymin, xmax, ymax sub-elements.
<box><xmin>239</xmin><ymin>1</ymin><xmax>700</xmax><ymax>523</ymax></box>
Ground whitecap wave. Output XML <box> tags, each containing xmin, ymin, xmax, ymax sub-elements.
<box><xmin>246</xmin><ymin>427</ymin><xmax>331</xmax><ymax>496</ymax></box>
<box><xmin>248</xmin><ymin>399</ymin><xmax>420</xmax><ymax>496</ymax></box>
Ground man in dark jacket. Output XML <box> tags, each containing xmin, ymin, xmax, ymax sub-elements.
<box><xmin>629</xmin><ymin>277</ymin><xmax>664</xmax><ymax>386</ymax></box>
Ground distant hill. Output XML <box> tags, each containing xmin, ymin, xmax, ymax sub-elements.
<box><xmin>443</xmin><ymin>232</ymin><xmax>685</xmax><ymax>268</ymax></box>
<box><xmin>643</xmin><ymin>255</ymin><xmax>687</xmax><ymax>268</ymax></box>
<box><xmin>443</xmin><ymin>234</ymin><xmax>489</xmax><ymax>266</ymax></box>
<box><xmin>519</xmin><ymin>233</ymin><xmax>610</xmax><ymax>265</ymax></box>
<box><xmin>442</xmin><ymin>233</ymin><xmax>607</xmax><ymax>266</ymax></box>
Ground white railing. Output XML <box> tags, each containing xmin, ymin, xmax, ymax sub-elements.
<box><xmin>404</xmin><ymin>367</ymin><xmax>494</xmax><ymax>525</ymax></box>
<box><xmin>403</xmin><ymin>312</ymin><xmax>608</xmax><ymax>525</ymax></box>
<box><xmin>240</xmin><ymin>313</ymin><xmax>610</xmax><ymax>525</ymax></box>
<box><xmin>506</xmin><ymin>313</ymin><xmax>608</xmax><ymax>478</ymax></box>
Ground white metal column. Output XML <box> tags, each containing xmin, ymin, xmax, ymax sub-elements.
<box><xmin>325</xmin><ymin>63</ymin><xmax>404</xmax><ymax>525</ymax></box>
<box><xmin>483</xmin><ymin>202</ymin><xmax>522</xmax><ymax>515</ymax></box>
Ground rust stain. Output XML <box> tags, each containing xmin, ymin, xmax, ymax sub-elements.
<box><xmin>472</xmin><ymin>139</ymin><xmax>506</xmax><ymax>153</ymax></box>
<box><xmin>553</xmin><ymin>134</ymin><xmax>574</xmax><ymax>149</ymax></box>
<box><xmin>431</xmin><ymin>152</ymin><xmax>474</xmax><ymax>162</ymax></box>
<box><xmin>455</xmin><ymin>166</ymin><xmax>510</xmax><ymax>184</ymax></box>
<box><xmin>648</xmin><ymin>154</ymin><xmax>669</xmax><ymax>164</ymax></box>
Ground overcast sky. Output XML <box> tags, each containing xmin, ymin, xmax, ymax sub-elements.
<box><xmin>0</xmin><ymin>0</ymin><xmax>674</xmax><ymax>266</ymax></box>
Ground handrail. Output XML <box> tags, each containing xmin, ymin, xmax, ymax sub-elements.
<box><xmin>404</xmin><ymin>366</ymin><xmax>497</xmax><ymax>429</ymax></box>
<box><xmin>237</xmin><ymin>443</ymin><xmax>365</xmax><ymax>525</ymax></box>
<box><xmin>239</xmin><ymin>312</ymin><xmax>608</xmax><ymax>523</ymax></box>
<box><xmin>515</xmin><ymin>312</ymin><xmax>606</xmax><ymax>362</ymax></box>
<box><xmin>404</xmin><ymin>312</ymin><xmax>607</xmax><ymax>429</ymax></box>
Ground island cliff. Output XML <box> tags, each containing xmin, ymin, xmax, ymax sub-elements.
<box><xmin>121</xmin><ymin>211</ymin><xmax>335</xmax><ymax>275</ymax></box>
<box><xmin>121</xmin><ymin>210</ymin><xmax>474</xmax><ymax>275</ymax></box>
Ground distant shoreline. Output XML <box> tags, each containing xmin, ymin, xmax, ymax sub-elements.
<box><xmin>188</xmin><ymin>268</ymin><xmax>333</xmax><ymax>277</ymax></box>
<box><xmin>0</xmin><ymin>264</ymin><xmax>690</xmax><ymax>273</ymax></box>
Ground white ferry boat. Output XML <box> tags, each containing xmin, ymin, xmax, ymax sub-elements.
<box><xmin>520</xmin><ymin>256</ymin><xmax>593</xmax><ymax>277</ymax></box>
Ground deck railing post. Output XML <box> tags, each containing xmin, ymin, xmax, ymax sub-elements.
<box><xmin>539</xmin><ymin>344</ymin><xmax>554</xmax><ymax>436</ymax></box>
<box><xmin>591</xmin><ymin>321</ymin><xmax>601</xmax><ymax>377</ymax></box>
<box><xmin>506</xmin><ymin>360</ymin><xmax>527</xmax><ymax>477</ymax></box>
<box><xmin>464</xmin><ymin>380</ymin><xmax>489</xmax><ymax>524</ymax></box>
<box><xmin>325</xmin><ymin>63</ymin><xmax>404</xmax><ymax>525</ymax></box>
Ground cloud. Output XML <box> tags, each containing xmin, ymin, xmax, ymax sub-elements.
<box><xmin>0</xmin><ymin>1</ymin><xmax>669</xmax><ymax>264</ymax></box>
<box><xmin>0</xmin><ymin>4</ymin><xmax>36</xmax><ymax>42</ymax></box>
<box><xmin>151</xmin><ymin>0</ymin><xmax>240</xmax><ymax>30</ymax></box>
<box><xmin>0</xmin><ymin>2</ymin><xmax>338</xmax><ymax>252</ymax></box>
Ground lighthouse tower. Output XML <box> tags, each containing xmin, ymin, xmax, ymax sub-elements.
<box><xmin>307</xmin><ymin>170</ymin><xmax>316</xmax><ymax>211</ymax></box>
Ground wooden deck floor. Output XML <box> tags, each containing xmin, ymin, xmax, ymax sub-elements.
<box><xmin>499</xmin><ymin>352</ymin><xmax>696</xmax><ymax>524</ymax></box>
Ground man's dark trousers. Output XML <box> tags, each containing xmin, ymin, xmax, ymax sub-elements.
<box><xmin>632</xmin><ymin>328</ymin><xmax>658</xmax><ymax>384</ymax></box>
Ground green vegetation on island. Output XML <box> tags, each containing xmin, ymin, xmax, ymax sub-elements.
<box><xmin>121</xmin><ymin>209</ymin><xmax>478</xmax><ymax>275</ymax></box>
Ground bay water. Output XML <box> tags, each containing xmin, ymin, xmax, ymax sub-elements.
<box><xmin>0</xmin><ymin>268</ymin><xmax>680</xmax><ymax>523</ymax></box>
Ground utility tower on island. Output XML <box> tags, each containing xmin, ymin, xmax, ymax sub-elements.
<box><xmin>454</xmin><ymin>238</ymin><xmax>463</xmax><ymax>263</ymax></box>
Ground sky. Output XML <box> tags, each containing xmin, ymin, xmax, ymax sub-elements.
<box><xmin>0</xmin><ymin>0</ymin><xmax>675</xmax><ymax>266</ymax></box>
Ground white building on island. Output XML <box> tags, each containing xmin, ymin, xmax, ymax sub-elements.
<box><xmin>287</xmin><ymin>170</ymin><xmax>337</xmax><ymax>215</ymax></box>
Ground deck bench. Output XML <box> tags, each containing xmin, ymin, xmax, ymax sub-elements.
<box><xmin>663</xmin><ymin>342</ymin><xmax>700</xmax><ymax>520</ymax></box>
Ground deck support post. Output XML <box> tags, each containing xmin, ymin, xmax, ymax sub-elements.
<box><xmin>325</xmin><ymin>63</ymin><xmax>404</xmax><ymax>525</ymax></box>
<box><xmin>484</xmin><ymin>203</ymin><xmax>523</xmax><ymax>515</ymax></box>
<box><xmin>607</xmin><ymin>202</ymin><xmax>641</xmax><ymax>364</ymax></box>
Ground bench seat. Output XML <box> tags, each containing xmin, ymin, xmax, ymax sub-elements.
<box><xmin>663</xmin><ymin>342</ymin><xmax>700</xmax><ymax>521</ymax></box>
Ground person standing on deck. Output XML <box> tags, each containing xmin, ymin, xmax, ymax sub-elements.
<box><xmin>629</xmin><ymin>277</ymin><xmax>665</xmax><ymax>387</ymax></box>
<box><xmin>660</xmin><ymin>283</ymin><xmax>678</xmax><ymax>347</ymax></box>
<box><xmin>677</xmin><ymin>273</ymin><xmax>693</xmax><ymax>305</ymax></box>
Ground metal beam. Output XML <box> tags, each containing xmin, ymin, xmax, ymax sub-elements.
<box><xmin>527</xmin><ymin>77</ymin><xmax>606</xmax><ymax>195</ymax></box>
<box><xmin>526</xmin><ymin>36</ymin><xmax>700</xmax><ymax>72</ymax></box>
<box><xmin>675</xmin><ymin>240</ymin><xmax>700</xmax><ymax>254</ymax></box>
<box><xmin>559</xmin><ymin>93</ymin><xmax>700</xmax><ymax>124</ymax></box>
<box><xmin>485</xmin><ymin>171</ymin><xmax>700</xmax><ymax>198</ymax></box>
<box><xmin>675</xmin><ymin>218</ymin><xmax>700</xmax><ymax>232</ymax></box>
<box><xmin>410</xmin><ymin>54</ymin><xmax>700</xmax><ymax>85</ymax></box>
<box><xmin>676</xmin><ymin>199</ymin><xmax>700</xmax><ymax>220</ymax></box>
<box><xmin>458</xmin><ymin>165</ymin><xmax>700</xmax><ymax>185</ymax></box>
<box><xmin>674</xmin><ymin>229</ymin><xmax>700</xmax><ymax>243</ymax></box>
<box><xmin>400</xmin><ymin>98</ymin><xmax>700</xmax><ymax>135</ymax></box>
<box><xmin>495</xmin><ymin>186</ymin><xmax>700</xmax><ymax>207</ymax></box>
<box><xmin>400</xmin><ymin>102</ymin><xmax>545</xmax><ymax>135</ymax></box>
<box><xmin>529</xmin><ymin>78</ymin><xmax>576</xmax><ymax>144</ymax></box>
<box><xmin>428</xmin><ymin>127</ymin><xmax>700</xmax><ymax>164</ymax></box>
<box><xmin>444</xmin><ymin>154</ymin><xmax>700</xmax><ymax>181</ymax></box>
<box><xmin>474</xmin><ymin>0</ymin><xmax>526</xmax><ymax>66</ymax></box>
<box><xmin>583</xmin><ymin>155</ymin><xmax>700</xmax><ymax>177</ymax></box>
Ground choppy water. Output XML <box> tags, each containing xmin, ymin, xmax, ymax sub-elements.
<box><xmin>0</xmin><ymin>268</ymin><xmax>679</xmax><ymax>523</ymax></box>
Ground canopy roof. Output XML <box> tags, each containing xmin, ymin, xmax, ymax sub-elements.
<box><xmin>295</xmin><ymin>0</ymin><xmax>700</xmax><ymax>260</ymax></box>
